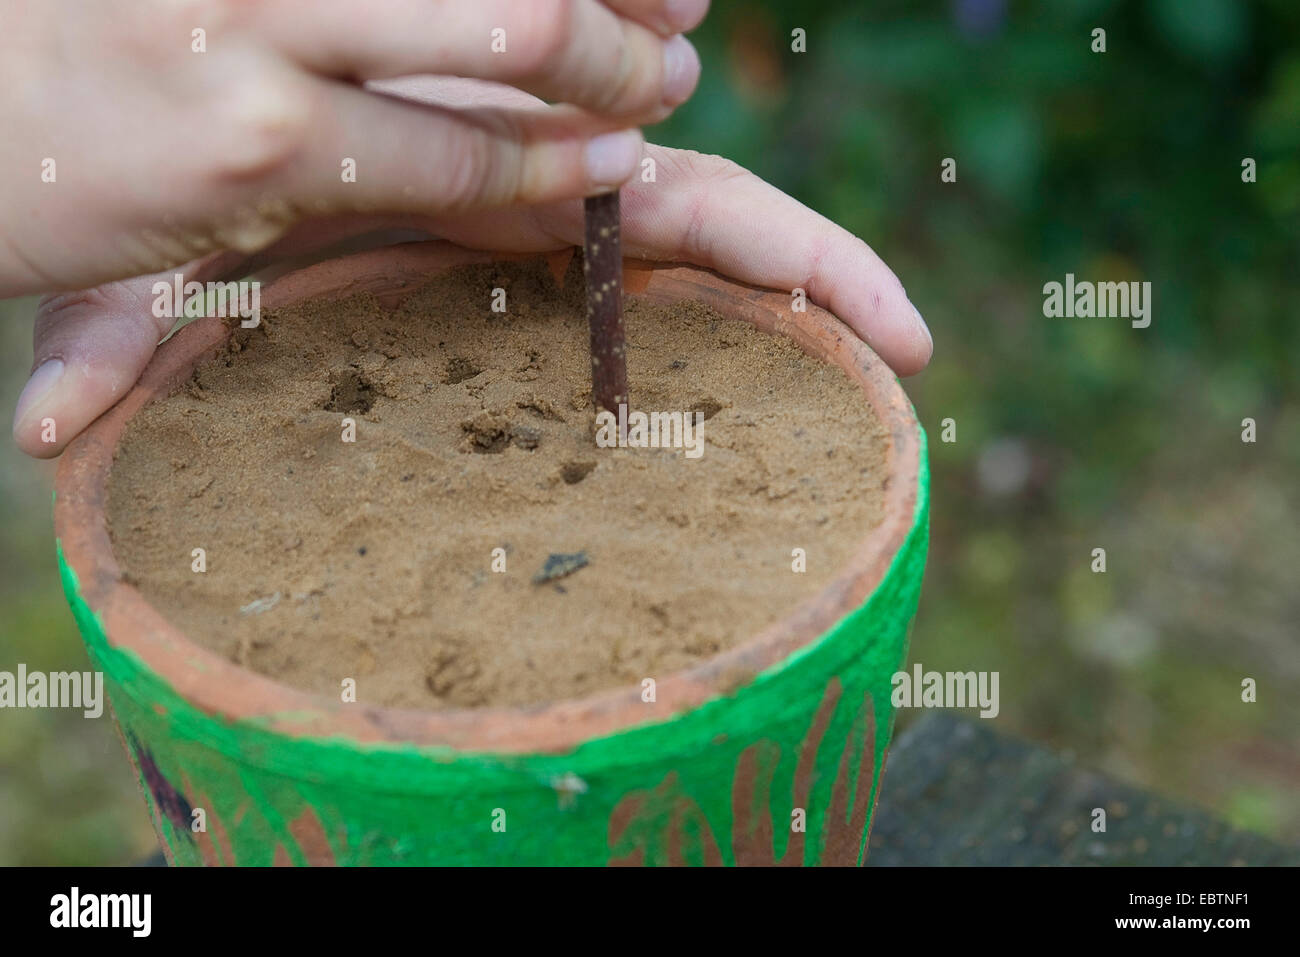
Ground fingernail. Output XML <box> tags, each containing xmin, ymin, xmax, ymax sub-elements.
<box><xmin>664</xmin><ymin>0</ymin><xmax>709</xmax><ymax>32</ymax></box>
<box><xmin>584</xmin><ymin>130</ymin><xmax>643</xmax><ymax>188</ymax></box>
<box><xmin>662</xmin><ymin>35</ymin><xmax>700</xmax><ymax>105</ymax></box>
<box><xmin>14</xmin><ymin>359</ymin><xmax>64</xmax><ymax>427</ymax></box>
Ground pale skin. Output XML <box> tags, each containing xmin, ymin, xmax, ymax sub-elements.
<box><xmin>4</xmin><ymin>0</ymin><xmax>932</xmax><ymax>459</ymax></box>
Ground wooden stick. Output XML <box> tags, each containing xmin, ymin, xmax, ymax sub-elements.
<box><xmin>583</xmin><ymin>191</ymin><xmax>628</xmax><ymax>417</ymax></box>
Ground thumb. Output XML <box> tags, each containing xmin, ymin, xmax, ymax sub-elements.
<box><xmin>12</xmin><ymin>258</ymin><xmax>232</xmax><ymax>458</ymax></box>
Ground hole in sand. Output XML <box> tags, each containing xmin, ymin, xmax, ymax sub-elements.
<box><xmin>691</xmin><ymin>398</ymin><xmax>724</xmax><ymax>421</ymax></box>
<box><xmin>444</xmin><ymin>357</ymin><xmax>481</xmax><ymax>384</ymax></box>
<box><xmin>561</xmin><ymin>461</ymin><xmax>596</xmax><ymax>484</ymax></box>
<box><xmin>324</xmin><ymin>369</ymin><xmax>375</xmax><ymax>414</ymax></box>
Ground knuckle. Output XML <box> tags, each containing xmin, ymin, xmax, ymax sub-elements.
<box><xmin>37</xmin><ymin>286</ymin><xmax>118</xmax><ymax>326</ymax></box>
<box><xmin>437</xmin><ymin>117</ymin><xmax>524</xmax><ymax>210</ymax></box>
<box><xmin>597</xmin><ymin>35</ymin><xmax>660</xmax><ymax>114</ymax></box>
<box><xmin>694</xmin><ymin>153</ymin><xmax>750</xmax><ymax>185</ymax></box>
<box><xmin>440</xmin><ymin>133</ymin><xmax>495</xmax><ymax>210</ymax></box>
<box><xmin>209</xmin><ymin>73</ymin><xmax>316</xmax><ymax>184</ymax></box>
<box><xmin>666</xmin><ymin>149</ymin><xmax>750</xmax><ymax>187</ymax></box>
<box><xmin>113</xmin><ymin>1</ymin><xmax>237</xmax><ymax>65</ymax></box>
<box><xmin>665</xmin><ymin>152</ymin><xmax>752</xmax><ymax>258</ymax></box>
<box><xmin>34</xmin><ymin>285</ymin><xmax>121</xmax><ymax>347</ymax></box>
<box><xmin>509</xmin><ymin>0</ymin><xmax>577</xmax><ymax>77</ymax></box>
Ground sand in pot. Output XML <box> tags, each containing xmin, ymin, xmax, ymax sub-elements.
<box><xmin>106</xmin><ymin>258</ymin><xmax>891</xmax><ymax>710</ymax></box>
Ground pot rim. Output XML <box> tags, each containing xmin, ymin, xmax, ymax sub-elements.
<box><xmin>54</xmin><ymin>240</ymin><xmax>922</xmax><ymax>754</ymax></box>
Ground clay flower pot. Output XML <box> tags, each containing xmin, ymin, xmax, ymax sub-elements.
<box><xmin>54</xmin><ymin>241</ymin><xmax>929</xmax><ymax>866</ymax></box>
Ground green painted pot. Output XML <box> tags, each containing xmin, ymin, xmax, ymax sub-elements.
<box><xmin>54</xmin><ymin>242</ymin><xmax>929</xmax><ymax>866</ymax></box>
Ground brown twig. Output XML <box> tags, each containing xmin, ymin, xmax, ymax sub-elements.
<box><xmin>583</xmin><ymin>191</ymin><xmax>628</xmax><ymax>417</ymax></box>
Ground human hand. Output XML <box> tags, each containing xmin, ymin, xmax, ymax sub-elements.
<box><xmin>0</xmin><ymin>0</ymin><xmax>706</xmax><ymax>294</ymax></box>
<box><xmin>10</xmin><ymin>72</ymin><xmax>932</xmax><ymax>460</ymax></box>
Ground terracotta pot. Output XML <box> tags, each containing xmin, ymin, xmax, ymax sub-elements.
<box><xmin>54</xmin><ymin>241</ymin><xmax>929</xmax><ymax>866</ymax></box>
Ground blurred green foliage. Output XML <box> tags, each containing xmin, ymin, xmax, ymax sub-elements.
<box><xmin>0</xmin><ymin>0</ymin><xmax>1296</xmax><ymax>863</ymax></box>
<box><xmin>0</xmin><ymin>301</ymin><xmax>158</xmax><ymax>865</ymax></box>
<box><xmin>654</xmin><ymin>0</ymin><xmax>1299</xmax><ymax>842</ymax></box>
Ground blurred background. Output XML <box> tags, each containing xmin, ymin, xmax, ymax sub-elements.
<box><xmin>1</xmin><ymin>0</ymin><xmax>1296</xmax><ymax>863</ymax></box>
